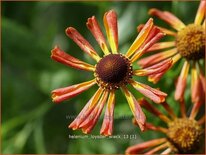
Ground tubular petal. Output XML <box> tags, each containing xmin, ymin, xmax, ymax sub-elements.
<box><xmin>137</xmin><ymin>48</ymin><xmax>177</xmax><ymax>68</ymax></box>
<box><xmin>100</xmin><ymin>90</ymin><xmax>115</xmax><ymax>136</ymax></box>
<box><xmin>80</xmin><ymin>91</ymin><xmax>109</xmax><ymax>134</ymax></box>
<box><xmin>149</xmin><ymin>8</ymin><xmax>185</xmax><ymax>31</ymax></box>
<box><xmin>161</xmin><ymin>102</ymin><xmax>176</xmax><ymax>119</ymax></box>
<box><xmin>122</xmin><ymin>86</ymin><xmax>146</xmax><ymax>131</ymax></box>
<box><xmin>131</xmin><ymin>32</ymin><xmax>165</xmax><ymax>62</ymax></box>
<box><xmin>175</xmin><ymin>61</ymin><xmax>190</xmax><ymax>101</ymax></box>
<box><xmin>51</xmin><ymin>46</ymin><xmax>95</xmax><ymax>71</ymax></box>
<box><xmin>130</xmin><ymin>80</ymin><xmax>167</xmax><ymax>104</ymax></box>
<box><xmin>103</xmin><ymin>10</ymin><xmax>118</xmax><ymax>54</ymax></box>
<box><xmin>125</xmin><ymin>138</ymin><xmax>167</xmax><ymax>154</ymax></box>
<box><xmin>65</xmin><ymin>27</ymin><xmax>100</xmax><ymax>61</ymax></box>
<box><xmin>52</xmin><ymin>79</ymin><xmax>96</xmax><ymax>103</ymax></box>
<box><xmin>145</xmin><ymin>143</ymin><xmax>169</xmax><ymax>155</ymax></box>
<box><xmin>86</xmin><ymin>16</ymin><xmax>110</xmax><ymax>55</ymax></box>
<box><xmin>147</xmin><ymin>41</ymin><xmax>176</xmax><ymax>52</ymax></box>
<box><xmin>145</xmin><ymin>123</ymin><xmax>168</xmax><ymax>133</ymax></box>
<box><xmin>69</xmin><ymin>88</ymin><xmax>103</xmax><ymax>130</ymax></box>
<box><xmin>126</xmin><ymin>18</ymin><xmax>154</xmax><ymax>58</ymax></box>
<box><xmin>195</xmin><ymin>0</ymin><xmax>206</xmax><ymax>25</ymax></box>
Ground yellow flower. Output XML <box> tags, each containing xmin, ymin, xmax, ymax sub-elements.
<box><xmin>138</xmin><ymin>1</ymin><xmax>205</xmax><ymax>104</ymax></box>
<box><xmin>51</xmin><ymin>10</ymin><xmax>167</xmax><ymax>136</ymax></box>
<box><xmin>126</xmin><ymin>97</ymin><xmax>205</xmax><ymax>154</ymax></box>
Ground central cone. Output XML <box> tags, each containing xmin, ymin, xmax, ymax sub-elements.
<box><xmin>95</xmin><ymin>54</ymin><xmax>130</xmax><ymax>84</ymax></box>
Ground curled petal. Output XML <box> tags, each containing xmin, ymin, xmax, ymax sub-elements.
<box><xmin>147</xmin><ymin>41</ymin><xmax>175</xmax><ymax>52</ymax></box>
<box><xmin>52</xmin><ymin>79</ymin><xmax>96</xmax><ymax>103</ymax></box>
<box><xmin>65</xmin><ymin>27</ymin><xmax>100</xmax><ymax>61</ymax></box>
<box><xmin>149</xmin><ymin>8</ymin><xmax>185</xmax><ymax>31</ymax></box>
<box><xmin>86</xmin><ymin>16</ymin><xmax>110</xmax><ymax>55</ymax></box>
<box><xmin>69</xmin><ymin>88</ymin><xmax>103</xmax><ymax>130</ymax></box>
<box><xmin>104</xmin><ymin>10</ymin><xmax>118</xmax><ymax>54</ymax></box>
<box><xmin>134</xmin><ymin>59</ymin><xmax>172</xmax><ymax>76</ymax></box>
<box><xmin>125</xmin><ymin>138</ymin><xmax>167</xmax><ymax>154</ymax></box>
<box><xmin>130</xmin><ymin>80</ymin><xmax>167</xmax><ymax>104</ymax></box>
<box><xmin>137</xmin><ymin>48</ymin><xmax>177</xmax><ymax>68</ymax></box>
<box><xmin>100</xmin><ymin>90</ymin><xmax>115</xmax><ymax>136</ymax></box>
<box><xmin>80</xmin><ymin>91</ymin><xmax>109</xmax><ymax>134</ymax></box>
<box><xmin>122</xmin><ymin>86</ymin><xmax>146</xmax><ymax>131</ymax></box>
<box><xmin>51</xmin><ymin>46</ymin><xmax>95</xmax><ymax>71</ymax></box>
<box><xmin>126</xmin><ymin>18</ymin><xmax>154</xmax><ymax>58</ymax></box>
<box><xmin>175</xmin><ymin>61</ymin><xmax>190</xmax><ymax>101</ymax></box>
<box><xmin>195</xmin><ymin>0</ymin><xmax>206</xmax><ymax>25</ymax></box>
<box><xmin>148</xmin><ymin>72</ymin><xmax>165</xmax><ymax>84</ymax></box>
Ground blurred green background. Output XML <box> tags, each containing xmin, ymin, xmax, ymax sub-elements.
<box><xmin>2</xmin><ymin>1</ymin><xmax>201</xmax><ymax>154</ymax></box>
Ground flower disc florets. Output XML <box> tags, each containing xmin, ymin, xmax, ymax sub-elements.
<box><xmin>94</xmin><ymin>54</ymin><xmax>132</xmax><ymax>90</ymax></box>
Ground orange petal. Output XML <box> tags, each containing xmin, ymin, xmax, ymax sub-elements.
<box><xmin>145</xmin><ymin>143</ymin><xmax>168</xmax><ymax>155</ymax></box>
<box><xmin>65</xmin><ymin>27</ymin><xmax>100</xmax><ymax>61</ymax></box>
<box><xmin>138</xmin><ymin>98</ymin><xmax>171</xmax><ymax>123</ymax></box>
<box><xmin>80</xmin><ymin>91</ymin><xmax>109</xmax><ymax>134</ymax></box>
<box><xmin>191</xmin><ymin>66</ymin><xmax>205</xmax><ymax>104</ymax></box>
<box><xmin>147</xmin><ymin>41</ymin><xmax>175</xmax><ymax>52</ymax></box>
<box><xmin>137</xmin><ymin>24</ymin><xmax>177</xmax><ymax>36</ymax></box>
<box><xmin>149</xmin><ymin>8</ymin><xmax>185</xmax><ymax>31</ymax></box>
<box><xmin>122</xmin><ymin>86</ymin><xmax>146</xmax><ymax>131</ymax></box>
<box><xmin>130</xmin><ymin>80</ymin><xmax>167</xmax><ymax>104</ymax></box>
<box><xmin>134</xmin><ymin>59</ymin><xmax>172</xmax><ymax>76</ymax></box>
<box><xmin>125</xmin><ymin>138</ymin><xmax>167</xmax><ymax>154</ymax></box>
<box><xmin>195</xmin><ymin>0</ymin><xmax>206</xmax><ymax>25</ymax></box>
<box><xmin>126</xmin><ymin>18</ymin><xmax>154</xmax><ymax>58</ymax></box>
<box><xmin>145</xmin><ymin>123</ymin><xmax>168</xmax><ymax>133</ymax></box>
<box><xmin>51</xmin><ymin>46</ymin><xmax>95</xmax><ymax>71</ymax></box>
<box><xmin>161</xmin><ymin>102</ymin><xmax>176</xmax><ymax>119</ymax></box>
<box><xmin>131</xmin><ymin>31</ymin><xmax>165</xmax><ymax>62</ymax></box>
<box><xmin>103</xmin><ymin>10</ymin><xmax>118</xmax><ymax>54</ymax></box>
<box><xmin>175</xmin><ymin>61</ymin><xmax>190</xmax><ymax>101</ymax></box>
<box><xmin>69</xmin><ymin>88</ymin><xmax>103</xmax><ymax>130</ymax></box>
<box><xmin>52</xmin><ymin>79</ymin><xmax>96</xmax><ymax>103</ymax></box>
<box><xmin>137</xmin><ymin>48</ymin><xmax>177</xmax><ymax>68</ymax></box>
<box><xmin>100</xmin><ymin>90</ymin><xmax>115</xmax><ymax>136</ymax></box>
<box><xmin>86</xmin><ymin>16</ymin><xmax>110</xmax><ymax>55</ymax></box>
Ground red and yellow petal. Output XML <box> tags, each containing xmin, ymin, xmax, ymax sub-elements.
<box><xmin>145</xmin><ymin>122</ymin><xmax>168</xmax><ymax>133</ymax></box>
<box><xmin>195</xmin><ymin>0</ymin><xmax>206</xmax><ymax>25</ymax></box>
<box><xmin>137</xmin><ymin>48</ymin><xmax>178</xmax><ymax>68</ymax></box>
<box><xmin>100</xmin><ymin>90</ymin><xmax>115</xmax><ymax>136</ymax></box>
<box><xmin>126</xmin><ymin>18</ymin><xmax>154</xmax><ymax>58</ymax></box>
<box><xmin>147</xmin><ymin>41</ymin><xmax>176</xmax><ymax>52</ymax></box>
<box><xmin>122</xmin><ymin>86</ymin><xmax>146</xmax><ymax>131</ymax></box>
<box><xmin>80</xmin><ymin>90</ymin><xmax>109</xmax><ymax>134</ymax></box>
<box><xmin>52</xmin><ymin>79</ymin><xmax>96</xmax><ymax>103</ymax></box>
<box><xmin>130</xmin><ymin>80</ymin><xmax>167</xmax><ymax>104</ymax></box>
<box><xmin>86</xmin><ymin>16</ymin><xmax>110</xmax><ymax>55</ymax></box>
<box><xmin>51</xmin><ymin>46</ymin><xmax>95</xmax><ymax>71</ymax></box>
<box><xmin>175</xmin><ymin>61</ymin><xmax>190</xmax><ymax>101</ymax></box>
<box><xmin>103</xmin><ymin>10</ymin><xmax>118</xmax><ymax>54</ymax></box>
<box><xmin>149</xmin><ymin>8</ymin><xmax>185</xmax><ymax>31</ymax></box>
<box><xmin>125</xmin><ymin>138</ymin><xmax>167</xmax><ymax>154</ymax></box>
<box><xmin>65</xmin><ymin>27</ymin><xmax>101</xmax><ymax>62</ymax></box>
<box><xmin>69</xmin><ymin>88</ymin><xmax>103</xmax><ymax>130</ymax></box>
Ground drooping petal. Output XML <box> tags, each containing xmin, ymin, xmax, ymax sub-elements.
<box><xmin>147</xmin><ymin>41</ymin><xmax>176</xmax><ymax>52</ymax></box>
<box><xmin>137</xmin><ymin>48</ymin><xmax>178</xmax><ymax>68</ymax></box>
<box><xmin>134</xmin><ymin>58</ymin><xmax>172</xmax><ymax>76</ymax></box>
<box><xmin>100</xmin><ymin>90</ymin><xmax>115</xmax><ymax>136</ymax></box>
<box><xmin>149</xmin><ymin>8</ymin><xmax>186</xmax><ymax>31</ymax></box>
<box><xmin>52</xmin><ymin>79</ymin><xmax>96</xmax><ymax>103</ymax></box>
<box><xmin>126</xmin><ymin>18</ymin><xmax>154</xmax><ymax>58</ymax></box>
<box><xmin>175</xmin><ymin>61</ymin><xmax>190</xmax><ymax>101</ymax></box>
<box><xmin>131</xmin><ymin>32</ymin><xmax>165</xmax><ymax>62</ymax></box>
<box><xmin>103</xmin><ymin>10</ymin><xmax>118</xmax><ymax>54</ymax></box>
<box><xmin>65</xmin><ymin>27</ymin><xmax>101</xmax><ymax>61</ymax></box>
<box><xmin>195</xmin><ymin>0</ymin><xmax>206</xmax><ymax>25</ymax></box>
<box><xmin>125</xmin><ymin>138</ymin><xmax>167</xmax><ymax>154</ymax></box>
<box><xmin>138</xmin><ymin>98</ymin><xmax>171</xmax><ymax>123</ymax></box>
<box><xmin>130</xmin><ymin>80</ymin><xmax>167</xmax><ymax>104</ymax></box>
<box><xmin>122</xmin><ymin>86</ymin><xmax>146</xmax><ymax>131</ymax></box>
<box><xmin>69</xmin><ymin>88</ymin><xmax>103</xmax><ymax>130</ymax></box>
<box><xmin>86</xmin><ymin>16</ymin><xmax>110</xmax><ymax>55</ymax></box>
<box><xmin>51</xmin><ymin>46</ymin><xmax>95</xmax><ymax>71</ymax></box>
<box><xmin>191</xmin><ymin>65</ymin><xmax>205</xmax><ymax>104</ymax></box>
<box><xmin>80</xmin><ymin>91</ymin><xmax>109</xmax><ymax>134</ymax></box>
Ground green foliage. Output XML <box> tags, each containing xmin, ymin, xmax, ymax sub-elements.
<box><xmin>2</xmin><ymin>1</ymin><xmax>200</xmax><ymax>154</ymax></box>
